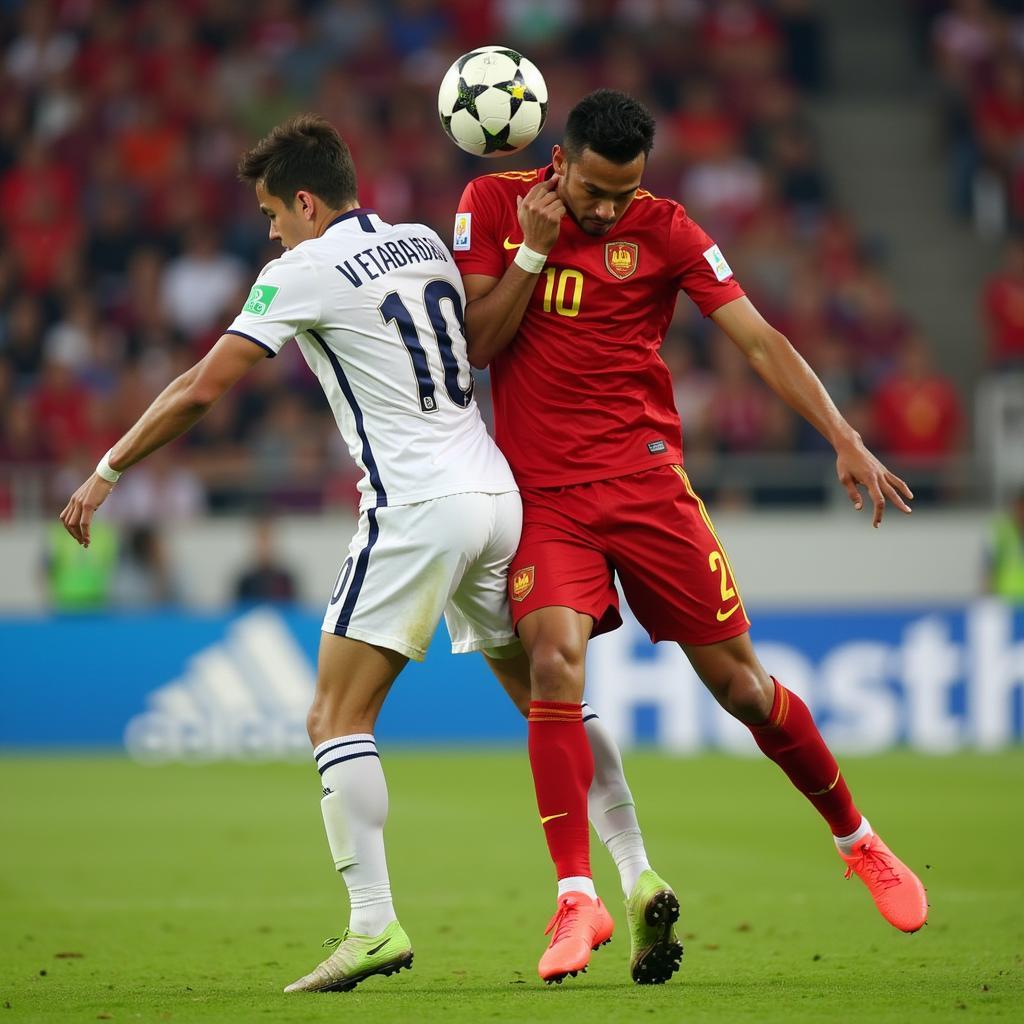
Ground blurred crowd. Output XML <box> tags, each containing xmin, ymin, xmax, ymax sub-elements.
<box><xmin>925</xmin><ymin>0</ymin><xmax>1024</xmax><ymax>235</ymax></box>
<box><xmin>0</xmin><ymin>0</ymin><xmax>974</xmax><ymax>530</ymax></box>
<box><xmin>921</xmin><ymin>0</ymin><xmax>1024</xmax><ymax>370</ymax></box>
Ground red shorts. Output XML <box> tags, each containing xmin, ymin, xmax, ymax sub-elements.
<box><xmin>509</xmin><ymin>465</ymin><xmax>751</xmax><ymax>645</ymax></box>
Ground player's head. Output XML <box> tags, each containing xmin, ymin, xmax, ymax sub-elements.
<box><xmin>552</xmin><ymin>89</ymin><xmax>655</xmax><ymax>237</ymax></box>
<box><xmin>237</xmin><ymin>113</ymin><xmax>358</xmax><ymax>249</ymax></box>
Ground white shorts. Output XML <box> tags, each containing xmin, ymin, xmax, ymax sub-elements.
<box><xmin>322</xmin><ymin>490</ymin><xmax>523</xmax><ymax>661</ymax></box>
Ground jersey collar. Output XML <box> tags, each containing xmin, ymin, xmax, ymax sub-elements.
<box><xmin>325</xmin><ymin>208</ymin><xmax>378</xmax><ymax>231</ymax></box>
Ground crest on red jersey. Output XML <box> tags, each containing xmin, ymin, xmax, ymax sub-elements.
<box><xmin>605</xmin><ymin>241</ymin><xmax>638</xmax><ymax>280</ymax></box>
<box><xmin>511</xmin><ymin>566</ymin><xmax>535</xmax><ymax>602</ymax></box>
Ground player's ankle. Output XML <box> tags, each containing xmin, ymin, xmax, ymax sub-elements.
<box><xmin>557</xmin><ymin>875</ymin><xmax>597</xmax><ymax>899</ymax></box>
<box><xmin>834</xmin><ymin>817</ymin><xmax>873</xmax><ymax>856</ymax></box>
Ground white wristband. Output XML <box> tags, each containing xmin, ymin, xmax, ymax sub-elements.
<box><xmin>95</xmin><ymin>450</ymin><xmax>122</xmax><ymax>484</ymax></box>
<box><xmin>513</xmin><ymin>243</ymin><xmax>548</xmax><ymax>274</ymax></box>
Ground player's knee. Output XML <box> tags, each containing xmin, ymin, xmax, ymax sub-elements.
<box><xmin>529</xmin><ymin>641</ymin><xmax>585</xmax><ymax>702</ymax></box>
<box><xmin>710</xmin><ymin>663</ymin><xmax>773</xmax><ymax>724</ymax></box>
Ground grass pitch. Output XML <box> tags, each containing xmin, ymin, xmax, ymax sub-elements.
<box><xmin>1</xmin><ymin>751</ymin><xmax>1022</xmax><ymax>1023</ymax></box>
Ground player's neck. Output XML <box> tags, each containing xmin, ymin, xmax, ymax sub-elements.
<box><xmin>315</xmin><ymin>201</ymin><xmax>361</xmax><ymax>238</ymax></box>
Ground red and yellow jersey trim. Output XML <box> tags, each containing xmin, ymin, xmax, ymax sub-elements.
<box><xmin>633</xmin><ymin>187</ymin><xmax>674</xmax><ymax>204</ymax></box>
<box><xmin>488</xmin><ymin>169</ymin><xmax>539</xmax><ymax>182</ymax></box>
<box><xmin>671</xmin><ymin>465</ymin><xmax>750</xmax><ymax>625</ymax></box>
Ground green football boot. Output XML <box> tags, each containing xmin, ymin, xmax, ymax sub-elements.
<box><xmin>625</xmin><ymin>870</ymin><xmax>684</xmax><ymax>985</ymax></box>
<box><xmin>283</xmin><ymin>920</ymin><xmax>413</xmax><ymax>993</ymax></box>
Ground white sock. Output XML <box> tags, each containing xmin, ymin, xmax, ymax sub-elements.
<box><xmin>348</xmin><ymin>881</ymin><xmax>394</xmax><ymax>936</ymax></box>
<box><xmin>558</xmin><ymin>875</ymin><xmax>597</xmax><ymax>899</ymax></box>
<box><xmin>315</xmin><ymin>734</ymin><xmax>397</xmax><ymax>936</ymax></box>
<box><xmin>583</xmin><ymin>703</ymin><xmax>652</xmax><ymax>896</ymax></box>
<box><xmin>605</xmin><ymin>829</ymin><xmax>651</xmax><ymax>896</ymax></box>
<box><xmin>834</xmin><ymin>816</ymin><xmax>873</xmax><ymax>856</ymax></box>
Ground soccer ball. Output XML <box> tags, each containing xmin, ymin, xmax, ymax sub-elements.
<box><xmin>438</xmin><ymin>46</ymin><xmax>548</xmax><ymax>157</ymax></box>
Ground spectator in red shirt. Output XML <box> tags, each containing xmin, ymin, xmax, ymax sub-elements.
<box><xmin>672</xmin><ymin>79</ymin><xmax>742</xmax><ymax>166</ymax></box>
<box><xmin>973</xmin><ymin>55</ymin><xmax>1024</xmax><ymax>219</ymax></box>
<box><xmin>983</xmin><ymin>234</ymin><xmax>1024</xmax><ymax>368</ymax></box>
<box><xmin>0</xmin><ymin>140</ymin><xmax>81</xmax><ymax>291</ymax></box>
<box><xmin>0</xmin><ymin>140</ymin><xmax>78</xmax><ymax>230</ymax></box>
<box><xmin>871</xmin><ymin>336</ymin><xmax>963</xmax><ymax>463</ymax></box>
<box><xmin>707</xmin><ymin>334</ymin><xmax>771</xmax><ymax>453</ymax></box>
<box><xmin>840</xmin><ymin>270</ymin><xmax>913</xmax><ymax>384</ymax></box>
<box><xmin>702</xmin><ymin>0</ymin><xmax>782</xmax><ymax>82</ymax></box>
<box><xmin>115</xmin><ymin>97</ymin><xmax>187</xmax><ymax>191</ymax></box>
<box><xmin>974</xmin><ymin>56</ymin><xmax>1024</xmax><ymax>162</ymax></box>
<box><xmin>32</xmin><ymin>355</ymin><xmax>92</xmax><ymax>463</ymax></box>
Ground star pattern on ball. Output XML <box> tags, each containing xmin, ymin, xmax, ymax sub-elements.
<box><xmin>495</xmin><ymin>71</ymin><xmax>536</xmax><ymax>118</ymax></box>
<box><xmin>452</xmin><ymin>78</ymin><xmax>490</xmax><ymax>120</ymax></box>
<box><xmin>439</xmin><ymin>47</ymin><xmax>546</xmax><ymax>156</ymax></box>
<box><xmin>481</xmin><ymin>123</ymin><xmax>516</xmax><ymax>155</ymax></box>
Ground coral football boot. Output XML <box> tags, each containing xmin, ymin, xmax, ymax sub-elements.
<box><xmin>538</xmin><ymin>892</ymin><xmax>610</xmax><ymax>984</ymax></box>
<box><xmin>839</xmin><ymin>832</ymin><xmax>928</xmax><ymax>933</ymax></box>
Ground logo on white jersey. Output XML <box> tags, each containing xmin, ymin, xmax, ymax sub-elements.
<box><xmin>702</xmin><ymin>244</ymin><xmax>733</xmax><ymax>282</ymax></box>
<box><xmin>242</xmin><ymin>284</ymin><xmax>280</xmax><ymax>316</ymax></box>
<box><xmin>453</xmin><ymin>212</ymin><xmax>472</xmax><ymax>251</ymax></box>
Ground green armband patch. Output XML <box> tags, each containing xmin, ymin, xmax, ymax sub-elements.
<box><xmin>242</xmin><ymin>284</ymin><xmax>279</xmax><ymax>316</ymax></box>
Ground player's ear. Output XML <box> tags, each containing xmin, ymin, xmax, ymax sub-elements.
<box><xmin>552</xmin><ymin>145</ymin><xmax>566</xmax><ymax>175</ymax></box>
<box><xmin>296</xmin><ymin>190</ymin><xmax>316</xmax><ymax>220</ymax></box>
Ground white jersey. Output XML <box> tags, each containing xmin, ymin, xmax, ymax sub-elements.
<box><xmin>226</xmin><ymin>209</ymin><xmax>516</xmax><ymax>511</ymax></box>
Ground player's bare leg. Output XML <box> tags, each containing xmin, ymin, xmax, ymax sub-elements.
<box><xmin>285</xmin><ymin>635</ymin><xmax>414</xmax><ymax>993</ymax></box>
<box><xmin>683</xmin><ymin>631</ymin><xmax>928</xmax><ymax>933</ymax></box>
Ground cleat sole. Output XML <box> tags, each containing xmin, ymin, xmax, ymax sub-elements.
<box><xmin>645</xmin><ymin>890</ymin><xmax>680</xmax><ymax>929</ymax></box>
<box><xmin>321</xmin><ymin>952</ymin><xmax>414</xmax><ymax>994</ymax></box>
<box><xmin>543</xmin><ymin>966</ymin><xmax>587</xmax><ymax>985</ymax></box>
<box><xmin>633</xmin><ymin>891</ymin><xmax>684</xmax><ymax>986</ymax></box>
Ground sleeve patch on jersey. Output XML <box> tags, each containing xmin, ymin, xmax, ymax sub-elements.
<box><xmin>453</xmin><ymin>212</ymin><xmax>472</xmax><ymax>251</ymax></box>
<box><xmin>242</xmin><ymin>284</ymin><xmax>280</xmax><ymax>316</ymax></box>
<box><xmin>702</xmin><ymin>244</ymin><xmax>733</xmax><ymax>282</ymax></box>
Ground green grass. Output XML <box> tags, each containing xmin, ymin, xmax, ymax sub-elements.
<box><xmin>1</xmin><ymin>751</ymin><xmax>1022</xmax><ymax>1023</ymax></box>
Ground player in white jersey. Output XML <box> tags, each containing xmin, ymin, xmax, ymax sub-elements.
<box><xmin>59</xmin><ymin>114</ymin><xmax>666</xmax><ymax>993</ymax></box>
<box><xmin>224</xmin><ymin>199</ymin><xmax>518</xmax><ymax>657</ymax></box>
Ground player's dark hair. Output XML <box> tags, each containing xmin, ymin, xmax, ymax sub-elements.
<box><xmin>564</xmin><ymin>89</ymin><xmax>656</xmax><ymax>164</ymax></box>
<box><xmin>237</xmin><ymin>113</ymin><xmax>357</xmax><ymax>208</ymax></box>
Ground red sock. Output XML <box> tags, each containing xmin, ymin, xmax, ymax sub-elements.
<box><xmin>748</xmin><ymin>679</ymin><xmax>861</xmax><ymax>837</ymax></box>
<box><xmin>527</xmin><ymin>701</ymin><xmax>593</xmax><ymax>880</ymax></box>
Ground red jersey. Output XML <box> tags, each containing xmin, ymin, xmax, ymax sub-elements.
<box><xmin>453</xmin><ymin>166</ymin><xmax>745</xmax><ymax>488</ymax></box>
<box><xmin>983</xmin><ymin>272</ymin><xmax>1024</xmax><ymax>365</ymax></box>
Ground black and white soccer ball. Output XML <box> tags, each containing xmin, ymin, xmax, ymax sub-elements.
<box><xmin>438</xmin><ymin>46</ymin><xmax>548</xmax><ymax>157</ymax></box>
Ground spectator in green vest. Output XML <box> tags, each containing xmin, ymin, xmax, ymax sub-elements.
<box><xmin>44</xmin><ymin>518</ymin><xmax>118</xmax><ymax>610</ymax></box>
<box><xmin>987</xmin><ymin>489</ymin><xmax>1024</xmax><ymax>603</ymax></box>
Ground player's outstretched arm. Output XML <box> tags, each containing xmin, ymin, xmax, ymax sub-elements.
<box><xmin>710</xmin><ymin>296</ymin><xmax>913</xmax><ymax>528</ymax></box>
<box><xmin>462</xmin><ymin>175</ymin><xmax>565</xmax><ymax>368</ymax></box>
<box><xmin>59</xmin><ymin>334</ymin><xmax>267</xmax><ymax>547</ymax></box>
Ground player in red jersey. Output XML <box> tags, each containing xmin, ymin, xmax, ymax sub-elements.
<box><xmin>453</xmin><ymin>90</ymin><xmax>929</xmax><ymax>984</ymax></box>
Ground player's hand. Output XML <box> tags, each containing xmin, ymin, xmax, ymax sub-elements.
<box><xmin>835</xmin><ymin>436</ymin><xmax>913</xmax><ymax>528</ymax></box>
<box><xmin>516</xmin><ymin>174</ymin><xmax>565</xmax><ymax>254</ymax></box>
<box><xmin>59</xmin><ymin>473</ymin><xmax>115</xmax><ymax>548</ymax></box>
